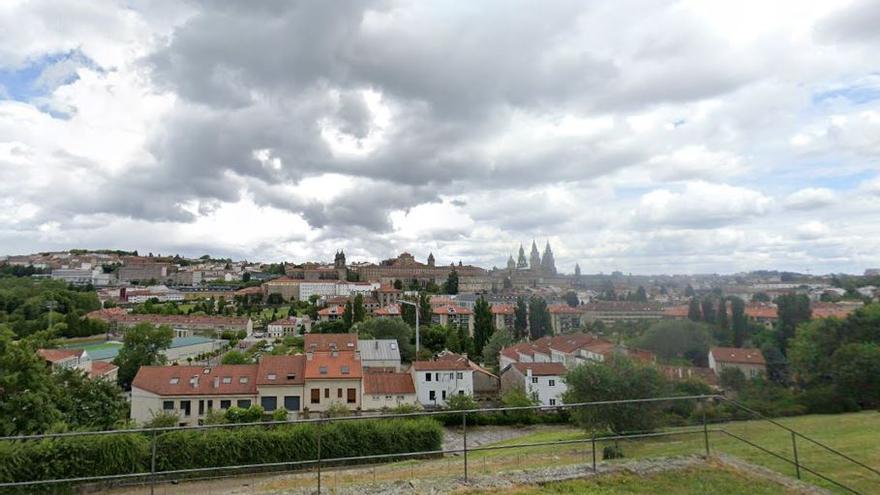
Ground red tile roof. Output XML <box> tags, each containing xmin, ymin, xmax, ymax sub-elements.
<box><xmin>412</xmin><ymin>359</ymin><xmax>470</xmax><ymax>371</ymax></box>
<box><xmin>374</xmin><ymin>304</ymin><xmax>401</xmax><ymax>316</ymax></box>
<box><xmin>510</xmin><ymin>362</ymin><xmax>568</xmax><ymax>376</ymax></box>
<box><xmin>376</xmin><ymin>285</ymin><xmax>401</xmax><ymax>293</ymax></box>
<box><xmin>268</xmin><ymin>319</ymin><xmax>299</xmax><ymax>326</ymax></box>
<box><xmin>132</xmin><ymin>365</ymin><xmax>259</xmax><ymax>396</ymax></box>
<box><xmin>710</xmin><ymin>347</ymin><xmax>766</xmax><ymax>365</ymax></box>
<box><xmin>364</xmin><ymin>373</ymin><xmax>415</xmax><ymax>395</ymax></box>
<box><xmin>304</xmin><ymin>333</ymin><xmax>358</xmax><ymax>352</ymax></box>
<box><xmin>38</xmin><ymin>348</ymin><xmax>84</xmax><ymax>362</ymax></box>
<box><xmin>256</xmin><ymin>355</ymin><xmax>305</xmax><ymax>385</ymax></box>
<box><xmin>432</xmin><ymin>303</ymin><xmax>473</xmax><ymax>316</ymax></box>
<box><xmin>317</xmin><ymin>305</ymin><xmax>346</xmax><ymax>316</ymax></box>
<box><xmin>86</xmin><ymin>310</ymin><xmax>250</xmax><ymax>327</ymax></box>
<box><xmin>491</xmin><ymin>304</ymin><xmax>515</xmax><ymax>315</ymax></box>
<box><xmin>304</xmin><ymin>351</ymin><xmax>363</xmax><ymax>379</ymax></box>
<box><xmin>89</xmin><ymin>361</ymin><xmax>118</xmax><ymax>379</ymax></box>
<box><xmin>745</xmin><ymin>305</ymin><xmax>778</xmax><ymax>319</ymax></box>
<box><xmin>662</xmin><ymin>306</ymin><xmax>690</xmax><ymax>318</ymax></box>
<box><xmin>811</xmin><ymin>304</ymin><xmax>856</xmax><ymax>319</ymax></box>
<box><xmin>548</xmin><ymin>304</ymin><xmax>584</xmax><ymax>314</ymax></box>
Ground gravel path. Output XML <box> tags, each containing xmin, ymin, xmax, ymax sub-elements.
<box><xmin>441</xmin><ymin>424</ymin><xmax>568</xmax><ymax>454</ymax></box>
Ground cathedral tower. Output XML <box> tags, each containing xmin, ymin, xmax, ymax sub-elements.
<box><xmin>540</xmin><ymin>241</ymin><xmax>557</xmax><ymax>275</ymax></box>
<box><xmin>529</xmin><ymin>241</ymin><xmax>542</xmax><ymax>271</ymax></box>
<box><xmin>516</xmin><ymin>244</ymin><xmax>528</xmax><ymax>269</ymax></box>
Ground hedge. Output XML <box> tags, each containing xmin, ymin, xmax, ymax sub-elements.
<box><xmin>0</xmin><ymin>417</ymin><xmax>443</xmax><ymax>489</ymax></box>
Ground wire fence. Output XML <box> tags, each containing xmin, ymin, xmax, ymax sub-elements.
<box><xmin>0</xmin><ymin>394</ymin><xmax>875</xmax><ymax>494</ymax></box>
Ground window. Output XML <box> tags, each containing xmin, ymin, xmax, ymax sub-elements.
<box><xmin>311</xmin><ymin>389</ymin><xmax>320</xmax><ymax>404</ymax></box>
<box><xmin>180</xmin><ymin>400</ymin><xmax>191</xmax><ymax>416</ymax></box>
<box><xmin>162</xmin><ymin>400</ymin><xmax>174</xmax><ymax>411</ymax></box>
<box><xmin>286</xmin><ymin>373</ymin><xmax>296</xmax><ymax>380</ymax></box>
<box><xmin>435</xmin><ymin>373</ymin><xmax>439</xmax><ymax>381</ymax></box>
<box><xmin>385</xmin><ymin>395</ymin><xmax>392</xmax><ymax>400</ymax></box>
<box><xmin>207</xmin><ymin>400</ymin><xmax>213</xmax><ymax>411</ymax></box>
<box><xmin>341</xmin><ymin>366</ymin><xmax>350</xmax><ymax>375</ymax></box>
<box><xmin>337</xmin><ymin>388</ymin><xmax>343</xmax><ymax>398</ymax></box>
<box><xmin>548</xmin><ymin>379</ymin><xmax>555</xmax><ymax>387</ymax></box>
<box><xmin>324</xmin><ymin>388</ymin><xmax>330</xmax><ymax>398</ymax></box>
<box><xmin>169</xmin><ymin>377</ymin><xmax>179</xmax><ymax>384</ymax></box>
<box><xmin>319</xmin><ymin>366</ymin><xmax>328</xmax><ymax>375</ymax></box>
<box><xmin>347</xmin><ymin>388</ymin><xmax>356</xmax><ymax>404</ymax></box>
<box><xmin>429</xmin><ymin>391</ymin><xmax>436</xmax><ymax>401</ymax></box>
<box><xmin>198</xmin><ymin>400</ymin><xmax>205</xmax><ymax>415</ymax></box>
<box><xmin>284</xmin><ymin>396</ymin><xmax>301</xmax><ymax>411</ymax></box>
<box><xmin>222</xmin><ymin>377</ymin><xmax>232</xmax><ymax>384</ymax></box>
<box><xmin>239</xmin><ymin>377</ymin><xmax>249</xmax><ymax>384</ymax></box>
<box><xmin>267</xmin><ymin>373</ymin><xmax>277</xmax><ymax>381</ymax></box>
<box><xmin>549</xmin><ymin>399</ymin><xmax>556</xmax><ymax>406</ymax></box>
<box><xmin>425</xmin><ymin>373</ymin><xmax>432</xmax><ymax>382</ymax></box>
<box><xmin>459</xmin><ymin>390</ymin><xmax>464</xmax><ymax>395</ymax></box>
<box><xmin>237</xmin><ymin>399</ymin><xmax>251</xmax><ymax>408</ymax></box>
<box><xmin>456</xmin><ymin>372</ymin><xmax>463</xmax><ymax>379</ymax></box>
<box><xmin>220</xmin><ymin>400</ymin><xmax>231</xmax><ymax>409</ymax></box>
<box><xmin>531</xmin><ymin>377</ymin><xmax>538</xmax><ymax>384</ymax></box>
<box><xmin>442</xmin><ymin>390</ymin><xmax>447</xmax><ymax>400</ymax></box>
<box><xmin>261</xmin><ymin>396</ymin><xmax>277</xmax><ymax>411</ymax></box>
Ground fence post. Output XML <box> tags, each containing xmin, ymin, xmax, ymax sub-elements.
<box><xmin>591</xmin><ymin>430</ymin><xmax>597</xmax><ymax>472</ymax></box>
<box><xmin>791</xmin><ymin>432</ymin><xmax>801</xmax><ymax>480</ymax></box>
<box><xmin>317</xmin><ymin>418</ymin><xmax>323</xmax><ymax>494</ymax></box>
<box><xmin>150</xmin><ymin>429</ymin><xmax>157</xmax><ymax>495</ymax></box>
<box><xmin>702</xmin><ymin>400</ymin><xmax>710</xmax><ymax>458</ymax></box>
<box><xmin>462</xmin><ymin>410</ymin><xmax>468</xmax><ymax>483</ymax></box>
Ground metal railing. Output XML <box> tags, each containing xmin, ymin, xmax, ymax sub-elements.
<box><xmin>0</xmin><ymin>394</ymin><xmax>875</xmax><ymax>494</ymax></box>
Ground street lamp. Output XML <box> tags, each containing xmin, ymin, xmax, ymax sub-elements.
<box><xmin>399</xmin><ymin>299</ymin><xmax>420</xmax><ymax>356</ymax></box>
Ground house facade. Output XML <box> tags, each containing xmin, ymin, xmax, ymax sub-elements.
<box><xmin>708</xmin><ymin>347</ymin><xmax>766</xmax><ymax>379</ymax></box>
<box><xmin>501</xmin><ymin>362</ymin><xmax>567</xmax><ymax>406</ymax></box>
<box><xmin>431</xmin><ymin>304</ymin><xmax>474</xmax><ymax>336</ymax></box>
<box><xmin>411</xmin><ymin>360</ymin><xmax>474</xmax><ymax>407</ymax></box>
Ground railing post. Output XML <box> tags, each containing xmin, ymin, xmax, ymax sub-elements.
<box><xmin>791</xmin><ymin>432</ymin><xmax>801</xmax><ymax>480</ymax></box>
<box><xmin>150</xmin><ymin>429</ymin><xmax>157</xmax><ymax>495</ymax></box>
<box><xmin>462</xmin><ymin>410</ymin><xmax>468</xmax><ymax>483</ymax></box>
<box><xmin>591</xmin><ymin>430</ymin><xmax>597</xmax><ymax>472</ymax></box>
<box><xmin>702</xmin><ymin>400</ymin><xmax>710</xmax><ymax>458</ymax></box>
<box><xmin>317</xmin><ymin>418</ymin><xmax>323</xmax><ymax>494</ymax></box>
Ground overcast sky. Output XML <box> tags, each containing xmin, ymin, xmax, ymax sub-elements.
<box><xmin>2</xmin><ymin>0</ymin><xmax>880</xmax><ymax>274</ymax></box>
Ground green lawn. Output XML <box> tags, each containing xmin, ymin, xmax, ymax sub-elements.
<box><xmin>260</xmin><ymin>306</ymin><xmax>295</xmax><ymax>320</ymax></box>
<box><xmin>467</xmin><ymin>411</ymin><xmax>880</xmax><ymax>494</ymax></box>
<box><xmin>462</xmin><ymin>464</ymin><xmax>802</xmax><ymax>494</ymax></box>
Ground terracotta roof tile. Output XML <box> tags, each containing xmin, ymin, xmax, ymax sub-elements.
<box><xmin>256</xmin><ymin>355</ymin><xmax>305</xmax><ymax>385</ymax></box>
<box><xmin>132</xmin><ymin>365</ymin><xmax>259</xmax><ymax>396</ymax></box>
<box><xmin>304</xmin><ymin>351</ymin><xmax>363</xmax><ymax>379</ymax></box>
<box><xmin>510</xmin><ymin>362</ymin><xmax>568</xmax><ymax>376</ymax></box>
<box><xmin>38</xmin><ymin>348</ymin><xmax>84</xmax><ymax>362</ymax></box>
<box><xmin>710</xmin><ymin>347</ymin><xmax>766</xmax><ymax>365</ymax></box>
<box><xmin>364</xmin><ymin>373</ymin><xmax>415</xmax><ymax>395</ymax></box>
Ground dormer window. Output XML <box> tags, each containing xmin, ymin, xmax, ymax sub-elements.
<box><xmin>341</xmin><ymin>366</ymin><xmax>350</xmax><ymax>375</ymax></box>
<box><xmin>267</xmin><ymin>373</ymin><xmax>277</xmax><ymax>380</ymax></box>
<box><xmin>319</xmin><ymin>366</ymin><xmax>328</xmax><ymax>375</ymax></box>
<box><xmin>222</xmin><ymin>377</ymin><xmax>232</xmax><ymax>384</ymax></box>
<box><xmin>169</xmin><ymin>377</ymin><xmax>180</xmax><ymax>384</ymax></box>
<box><xmin>203</xmin><ymin>368</ymin><xmax>211</xmax><ymax>374</ymax></box>
<box><xmin>239</xmin><ymin>377</ymin><xmax>249</xmax><ymax>384</ymax></box>
<box><xmin>286</xmin><ymin>373</ymin><xmax>296</xmax><ymax>380</ymax></box>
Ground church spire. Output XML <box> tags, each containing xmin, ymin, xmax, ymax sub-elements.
<box><xmin>507</xmin><ymin>254</ymin><xmax>516</xmax><ymax>271</ymax></box>
<box><xmin>541</xmin><ymin>241</ymin><xmax>557</xmax><ymax>275</ymax></box>
<box><xmin>516</xmin><ymin>244</ymin><xmax>528</xmax><ymax>269</ymax></box>
<box><xmin>529</xmin><ymin>240</ymin><xmax>541</xmax><ymax>271</ymax></box>
<box><xmin>574</xmin><ymin>263</ymin><xmax>581</xmax><ymax>276</ymax></box>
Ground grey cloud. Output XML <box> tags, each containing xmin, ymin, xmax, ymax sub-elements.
<box><xmin>815</xmin><ymin>0</ymin><xmax>880</xmax><ymax>44</ymax></box>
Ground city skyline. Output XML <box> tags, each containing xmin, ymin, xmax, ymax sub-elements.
<box><xmin>2</xmin><ymin>1</ymin><xmax>880</xmax><ymax>274</ymax></box>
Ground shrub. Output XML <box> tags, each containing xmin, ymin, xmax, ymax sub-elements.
<box><xmin>143</xmin><ymin>411</ymin><xmax>179</xmax><ymax>428</ymax></box>
<box><xmin>325</xmin><ymin>403</ymin><xmax>351</xmax><ymax>418</ymax></box>
<box><xmin>602</xmin><ymin>444</ymin><xmax>625</xmax><ymax>459</ymax></box>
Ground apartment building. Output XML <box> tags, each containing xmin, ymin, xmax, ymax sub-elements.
<box><xmin>410</xmin><ymin>359</ymin><xmax>474</xmax><ymax>408</ymax></box>
<box><xmin>548</xmin><ymin>305</ymin><xmax>585</xmax><ymax>334</ymax></box>
<box><xmin>580</xmin><ymin>301</ymin><xmax>664</xmax><ymax>326</ymax></box>
<box><xmin>501</xmin><ymin>362</ymin><xmax>567</xmax><ymax>406</ymax></box>
<box><xmin>499</xmin><ymin>333</ymin><xmax>655</xmax><ymax>372</ymax></box>
<box><xmin>491</xmin><ymin>304</ymin><xmax>515</xmax><ymax>331</ymax></box>
<box><xmin>431</xmin><ymin>304</ymin><xmax>474</xmax><ymax>336</ymax></box>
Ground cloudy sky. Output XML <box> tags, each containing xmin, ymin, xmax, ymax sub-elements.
<box><xmin>1</xmin><ymin>0</ymin><xmax>879</xmax><ymax>274</ymax></box>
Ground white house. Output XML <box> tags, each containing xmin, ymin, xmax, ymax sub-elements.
<box><xmin>37</xmin><ymin>348</ymin><xmax>118</xmax><ymax>381</ymax></box>
<box><xmin>708</xmin><ymin>347</ymin><xmax>766</xmax><ymax>379</ymax></box>
<box><xmin>501</xmin><ymin>362</ymin><xmax>567</xmax><ymax>406</ymax></box>
<box><xmin>411</xmin><ymin>359</ymin><xmax>474</xmax><ymax>408</ymax></box>
<box><xmin>267</xmin><ymin>317</ymin><xmax>312</xmax><ymax>338</ymax></box>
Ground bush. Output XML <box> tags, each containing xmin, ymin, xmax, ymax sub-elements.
<box><xmin>602</xmin><ymin>444</ymin><xmax>625</xmax><ymax>459</ymax></box>
<box><xmin>0</xmin><ymin>418</ymin><xmax>442</xmax><ymax>486</ymax></box>
<box><xmin>796</xmin><ymin>385</ymin><xmax>861</xmax><ymax>415</ymax></box>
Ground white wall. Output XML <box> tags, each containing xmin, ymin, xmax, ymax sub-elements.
<box><xmin>413</xmin><ymin>369</ymin><xmax>474</xmax><ymax>407</ymax></box>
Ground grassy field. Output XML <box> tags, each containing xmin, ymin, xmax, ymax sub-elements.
<box><xmin>461</xmin><ymin>465</ymin><xmax>803</xmax><ymax>495</ymax></box>
<box><xmin>259</xmin><ymin>306</ymin><xmax>295</xmax><ymax>320</ymax></box>
<box><xmin>465</xmin><ymin>411</ymin><xmax>879</xmax><ymax>493</ymax></box>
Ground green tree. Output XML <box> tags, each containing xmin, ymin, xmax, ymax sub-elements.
<box><xmin>687</xmin><ymin>298</ymin><xmax>701</xmax><ymax>322</ymax></box>
<box><xmin>311</xmin><ymin>320</ymin><xmax>348</xmax><ymax>334</ymax></box>
<box><xmin>718</xmin><ymin>367</ymin><xmax>747</xmax><ymax>391</ymax></box>
<box><xmin>730</xmin><ymin>296</ymin><xmax>748</xmax><ymax>347</ymax></box>
<box><xmin>527</xmin><ymin>296</ymin><xmax>551</xmax><ymax>339</ymax></box>
<box><xmin>684</xmin><ymin>284</ymin><xmax>695</xmax><ymax>297</ymax></box>
<box><xmin>352</xmin><ymin>293</ymin><xmax>366</xmax><ymax>323</ymax></box>
<box><xmin>342</xmin><ymin>300</ymin><xmax>353</xmax><ymax>330</ymax></box>
<box><xmin>637</xmin><ymin>320</ymin><xmax>711</xmax><ymax>366</ymax></box>
<box><xmin>700</xmin><ymin>297</ymin><xmax>716</xmax><ymax>324</ymax></box>
<box><xmin>354</xmin><ymin>318</ymin><xmax>416</xmax><ymax>362</ymax></box>
<box><xmin>634</xmin><ymin>286</ymin><xmax>648</xmax><ymax>302</ymax></box>
<box><xmin>393</xmin><ymin>279</ymin><xmax>403</xmax><ymax>290</ymax></box>
<box><xmin>0</xmin><ymin>328</ymin><xmax>63</xmax><ymax>435</ymax></box>
<box><xmin>564</xmin><ymin>291</ymin><xmax>579</xmax><ymax>307</ymax></box>
<box><xmin>776</xmin><ymin>294</ymin><xmax>811</xmax><ymax>354</ymax></box>
<box><xmin>221</xmin><ymin>350</ymin><xmax>251</xmax><ymax>365</ymax></box>
<box><xmin>514</xmin><ymin>297</ymin><xmax>528</xmax><ymax>340</ymax></box>
<box><xmin>419</xmin><ymin>292</ymin><xmax>432</xmax><ymax>325</ymax></box>
<box><xmin>482</xmin><ymin>327</ymin><xmax>514</xmax><ymax>373</ymax></box>
<box><xmin>52</xmin><ymin>368</ymin><xmax>128</xmax><ymax>430</ymax></box>
<box><xmin>752</xmin><ymin>292</ymin><xmax>771</xmax><ymax>303</ymax></box>
<box><xmin>401</xmin><ymin>296</ymin><xmax>417</xmax><ymax>327</ymax></box>
<box><xmin>473</xmin><ymin>296</ymin><xmax>493</xmax><ymax>357</ymax></box>
<box><xmin>443</xmin><ymin>267</ymin><xmax>459</xmax><ymax>295</ymax></box>
<box><xmin>113</xmin><ymin>322</ymin><xmax>174</xmax><ymax>389</ymax></box>
<box><xmin>830</xmin><ymin>343</ymin><xmax>880</xmax><ymax>408</ymax></box>
<box><xmin>563</xmin><ymin>356</ymin><xmax>668</xmax><ymax>434</ymax></box>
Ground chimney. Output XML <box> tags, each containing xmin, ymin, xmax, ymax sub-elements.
<box><xmin>331</xmin><ymin>350</ymin><xmax>338</xmax><ymax>358</ymax></box>
<box><xmin>191</xmin><ymin>375</ymin><xmax>199</xmax><ymax>388</ymax></box>
<box><xmin>526</xmin><ymin>368</ymin><xmax>533</xmax><ymax>379</ymax></box>
<box><xmin>307</xmin><ymin>351</ymin><xmax>313</xmax><ymax>361</ymax></box>
<box><xmin>213</xmin><ymin>376</ymin><xmax>219</xmax><ymax>388</ymax></box>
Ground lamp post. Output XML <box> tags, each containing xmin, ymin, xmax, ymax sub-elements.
<box><xmin>399</xmin><ymin>299</ymin><xmax>420</xmax><ymax>356</ymax></box>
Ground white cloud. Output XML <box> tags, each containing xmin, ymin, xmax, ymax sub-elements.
<box><xmin>633</xmin><ymin>182</ymin><xmax>772</xmax><ymax>228</ymax></box>
<box><xmin>784</xmin><ymin>187</ymin><xmax>836</xmax><ymax>209</ymax></box>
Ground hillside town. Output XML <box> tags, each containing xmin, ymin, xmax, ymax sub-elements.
<box><xmin>3</xmin><ymin>247</ymin><xmax>878</xmax><ymax>429</ymax></box>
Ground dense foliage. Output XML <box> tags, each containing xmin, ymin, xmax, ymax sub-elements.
<box><xmin>0</xmin><ymin>277</ymin><xmax>103</xmax><ymax>338</ymax></box>
<box><xmin>113</xmin><ymin>322</ymin><xmax>174</xmax><ymax>389</ymax></box>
